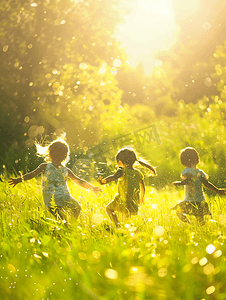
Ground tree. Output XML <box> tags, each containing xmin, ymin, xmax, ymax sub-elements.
<box><xmin>0</xmin><ymin>0</ymin><xmax>132</xmax><ymax>173</ymax></box>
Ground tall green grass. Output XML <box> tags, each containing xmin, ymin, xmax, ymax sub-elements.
<box><xmin>0</xmin><ymin>178</ymin><xmax>226</xmax><ymax>300</ymax></box>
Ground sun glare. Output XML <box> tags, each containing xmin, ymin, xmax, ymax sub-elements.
<box><xmin>116</xmin><ymin>0</ymin><xmax>177</xmax><ymax>74</ymax></box>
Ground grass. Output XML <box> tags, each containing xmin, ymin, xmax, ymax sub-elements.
<box><xmin>0</xmin><ymin>177</ymin><xmax>226</xmax><ymax>300</ymax></box>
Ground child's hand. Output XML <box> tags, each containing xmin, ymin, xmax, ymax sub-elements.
<box><xmin>93</xmin><ymin>186</ymin><xmax>102</xmax><ymax>194</ymax></box>
<box><xmin>218</xmin><ymin>188</ymin><xmax>226</xmax><ymax>195</ymax></box>
<box><xmin>98</xmin><ymin>177</ymin><xmax>106</xmax><ymax>185</ymax></box>
<box><xmin>8</xmin><ymin>177</ymin><xmax>20</xmax><ymax>187</ymax></box>
<box><xmin>97</xmin><ymin>177</ymin><xmax>103</xmax><ymax>184</ymax></box>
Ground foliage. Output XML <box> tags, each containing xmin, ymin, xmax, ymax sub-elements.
<box><xmin>0</xmin><ymin>0</ymin><xmax>131</xmax><ymax>172</ymax></box>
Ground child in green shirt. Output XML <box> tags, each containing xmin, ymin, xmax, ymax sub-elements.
<box><xmin>98</xmin><ymin>148</ymin><xmax>156</xmax><ymax>227</ymax></box>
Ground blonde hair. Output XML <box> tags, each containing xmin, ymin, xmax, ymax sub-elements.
<box><xmin>35</xmin><ymin>139</ymin><xmax>70</xmax><ymax>166</ymax></box>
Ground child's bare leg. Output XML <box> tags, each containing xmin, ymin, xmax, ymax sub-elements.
<box><xmin>106</xmin><ymin>206</ymin><xmax>120</xmax><ymax>228</ymax></box>
<box><xmin>57</xmin><ymin>207</ymin><xmax>67</xmax><ymax>220</ymax></box>
<box><xmin>196</xmin><ymin>214</ymin><xmax>205</xmax><ymax>226</ymax></box>
<box><xmin>48</xmin><ymin>206</ymin><xmax>65</xmax><ymax>220</ymax></box>
<box><xmin>176</xmin><ymin>211</ymin><xmax>190</xmax><ymax>224</ymax></box>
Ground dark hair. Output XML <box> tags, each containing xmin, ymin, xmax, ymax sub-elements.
<box><xmin>116</xmin><ymin>148</ymin><xmax>156</xmax><ymax>175</ymax></box>
<box><xmin>48</xmin><ymin>140</ymin><xmax>69</xmax><ymax>163</ymax></box>
<box><xmin>180</xmin><ymin>147</ymin><xmax>199</xmax><ymax>167</ymax></box>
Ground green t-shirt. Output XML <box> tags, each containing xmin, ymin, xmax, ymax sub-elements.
<box><xmin>118</xmin><ymin>167</ymin><xmax>144</xmax><ymax>213</ymax></box>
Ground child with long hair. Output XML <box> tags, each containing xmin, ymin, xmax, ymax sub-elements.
<box><xmin>172</xmin><ymin>147</ymin><xmax>226</xmax><ymax>225</ymax></box>
<box><xmin>9</xmin><ymin>139</ymin><xmax>102</xmax><ymax>220</ymax></box>
<box><xmin>98</xmin><ymin>148</ymin><xmax>156</xmax><ymax>227</ymax></box>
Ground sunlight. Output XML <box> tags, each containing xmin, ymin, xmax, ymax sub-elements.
<box><xmin>116</xmin><ymin>0</ymin><xmax>177</xmax><ymax>74</ymax></box>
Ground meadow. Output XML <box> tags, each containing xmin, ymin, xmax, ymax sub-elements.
<box><xmin>0</xmin><ymin>175</ymin><xmax>226</xmax><ymax>300</ymax></box>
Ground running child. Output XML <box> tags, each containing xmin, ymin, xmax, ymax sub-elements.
<box><xmin>172</xmin><ymin>147</ymin><xmax>225</xmax><ymax>225</ymax></box>
<box><xmin>9</xmin><ymin>139</ymin><xmax>102</xmax><ymax>220</ymax></box>
<box><xmin>98</xmin><ymin>148</ymin><xmax>156</xmax><ymax>227</ymax></box>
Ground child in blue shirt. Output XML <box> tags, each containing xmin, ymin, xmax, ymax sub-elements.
<box><xmin>172</xmin><ymin>147</ymin><xmax>226</xmax><ymax>225</ymax></box>
<box><xmin>9</xmin><ymin>139</ymin><xmax>102</xmax><ymax>220</ymax></box>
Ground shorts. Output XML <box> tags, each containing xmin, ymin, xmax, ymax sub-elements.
<box><xmin>106</xmin><ymin>194</ymin><xmax>138</xmax><ymax>216</ymax></box>
<box><xmin>172</xmin><ymin>201</ymin><xmax>211</xmax><ymax>217</ymax></box>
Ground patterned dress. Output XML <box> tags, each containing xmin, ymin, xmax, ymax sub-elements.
<box><xmin>42</xmin><ymin>163</ymin><xmax>80</xmax><ymax>210</ymax></box>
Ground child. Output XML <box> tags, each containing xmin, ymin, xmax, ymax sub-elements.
<box><xmin>9</xmin><ymin>139</ymin><xmax>102</xmax><ymax>220</ymax></box>
<box><xmin>172</xmin><ymin>147</ymin><xmax>225</xmax><ymax>225</ymax></box>
<box><xmin>98</xmin><ymin>148</ymin><xmax>156</xmax><ymax>227</ymax></box>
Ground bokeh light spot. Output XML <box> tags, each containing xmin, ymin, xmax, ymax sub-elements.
<box><xmin>153</xmin><ymin>226</ymin><xmax>164</xmax><ymax>236</ymax></box>
<box><xmin>105</xmin><ymin>269</ymin><xmax>118</xmax><ymax>280</ymax></box>
<box><xmin>92</xmin><ymin>213</ymin><xmax>104</xmax><ymax>225</ymax></box>
<box><xmin>206</xmin><ymin>244</ymin><xmax>215</xmax><ymax>255</ymax></box>
<box><xmin>99</xmin><ymin>67</ymin><xmax>106</xmax><ymax>74</ymax></box>
<box><xmin>79</xmin><ymin>62</ymin><xmax>87</xmax><ymax>70</ymax></box>
<box><xmin>3</xmin><ymin>45</ymin><xmax>9</xmax><ymax>52</ymax></box>
<box><xmin>24</xmin><ymin>116</ymin><xmax>30</xmax><ymax>123</ymax></box>
<box><xmin>113</xmin><ymin>59</ymin><xmax>121</xmax><ymax>67</ymax></box>
<box><xmin>206</xmin><ymin>285</ymin><xmax>215</xmax><ymax>295</ymax></box>
<box><xmin>202</xmin><ymin>22</ymin><xmax>211</xmax><ymax>30</ymax></box>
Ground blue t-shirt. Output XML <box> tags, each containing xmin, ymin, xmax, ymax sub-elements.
<box><xmin>181</xmin><ymin>168</ymin><xmax>208</xmax><ymax>202</ymax></box>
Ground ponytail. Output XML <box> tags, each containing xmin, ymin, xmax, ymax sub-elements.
<box><xmin>116</xmin><ymin>148</ymin><xmax>157</xmax><ymax>175</ymax></box>
<box><xmin>137</xmin><ymin>159</ymin><xmax>157</xmax><ymax>176</ymax></box>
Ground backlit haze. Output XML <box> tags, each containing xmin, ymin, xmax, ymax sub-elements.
<box><xmin>116</xmin><ymin>0</ymin><xmax>178</xmax><ymax>74</ymax></box>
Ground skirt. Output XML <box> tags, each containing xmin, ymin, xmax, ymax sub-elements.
<box><xmin>172</xmin><ymin>201</ymin><xmax>211</xmax><ymax>217</ymax></box>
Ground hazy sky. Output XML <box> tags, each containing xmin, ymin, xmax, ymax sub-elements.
<box><xmin>116</xmin><ymin>0</ymin><xmax>178</xmax><ymax>74</ymax></box>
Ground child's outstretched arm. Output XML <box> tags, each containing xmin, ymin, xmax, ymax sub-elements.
<box><xmin>172</xmin><ymin>174</ymin><xmax>192</xmax><ymax>186</ymax></box>
<box><xmin>67</xmin><ymin>169</ymin><xmax>102</xmax><ymax>194</ymax></box>
<box><xmin>200</xmin><ymin>177</ymin><xmax>226</xmax><ymax>195</ymax></box>
<box><xmin>9</xmin><ymin>163</ymin><xmax>47</xmax><ymax>187</ymax></box>
<box><xmin>98</xmin><ymin>168</ymin><xmax>123</xmax><ymax>185</ymax></box>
